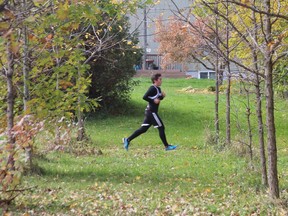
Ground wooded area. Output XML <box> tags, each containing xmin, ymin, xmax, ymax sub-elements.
<box><xmin>155</xmin><ymin>0</ymin><xmax>288</xmax><ymax>199</ymax></box>
<box><xmin>0</xmin><ymin>0</ymin><xmax>287</xmax><ymax>213</ymax></box>
<box><xmin>0</xmin><ymin>0</ymin><xmax>144</xmax><ymax>211</ymax></box>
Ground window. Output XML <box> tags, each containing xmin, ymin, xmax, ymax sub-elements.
<box><xmin>198</xmin><ymin>71</ymin><xmax>215</xmax><ymax>79</ymax></box>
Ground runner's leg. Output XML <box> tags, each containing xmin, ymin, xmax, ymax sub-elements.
<box><xmin>127</xmin><ymin>111</ymin><xmax>151</xmax><ymax>142</ymax></box>
<box><xmin>151</xmin><ymin>113</ymin><xmax>169</xmax><ymax>147</ymax></box>
<box><xmin>128</xmin><ymin>125</ymin><xmax>150</xmax><ymax>141</ymax></box>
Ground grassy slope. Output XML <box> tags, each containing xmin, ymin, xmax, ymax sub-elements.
<box><xmin>10</xmin><ymin>78</ymin><xmax>288</xmax><ymax>215</ymax></box>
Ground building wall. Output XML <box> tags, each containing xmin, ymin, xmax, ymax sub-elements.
<box><xmin>129</xmin><ymin>1</ymin><xmax>239</xmax><ymax>78</ymax></box>
<box><xmin>129</xmin><ymin>0</ymin><xmax>192</xmax><ymax>71</ymax></box>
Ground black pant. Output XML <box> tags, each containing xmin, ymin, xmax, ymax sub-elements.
<box><xmin>128</xmin><ymin>111</ymin><xmax>169</xmax><ymax>147</ymax></box>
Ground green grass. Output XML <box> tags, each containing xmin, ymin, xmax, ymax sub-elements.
<box><xmin>8</xmin><ymin>78</ymin><xmax>288</xmax><ymax>215</ymax></box>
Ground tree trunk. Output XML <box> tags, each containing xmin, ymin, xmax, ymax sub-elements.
<box><xmin>214</xmin><ymin>1</ymin><xmax>220</xmax><ymax>143</ymax></box>
<box><xmin>255</xmin><ymin>75</ymin><xmax>268</xmax><ymax>186</ymax></box>
<box><xmin>77</xmin><ymin>109</ymin><xmax>85</xmax><ymax>141</ymax></box>
<box><xmin>245</xmin><ymin>89</ymin><xmax>253</xmax><ymax>161</ymax></box>
<box><xmin>225</xmin><ymin>0</ymin><xmax>231</xmax><ymax>145</ymax></box>
<box><xmin>265</xmin><ymin>60</ymin><xmax>279</xmax><ymax>198</ymax></box>
<box><xmin>6</xmin><ymin>39</ymin><xmax>16</xmax><ymax>173</ymax></box>
<box><xmin>21</xmin><ymin>0</ymin><xmax>30</xmax><ymax>112</ymax></box>
<box><xmin>22</xmin><ymin>26</ymin><xmax>33</xmax><ymax>169</ymax></box>
<box><xmin>142</xmin><ymin>6</ymin><xmax>147</xmax><ymax>70</ymax></box>
<box><xmin>215</xmin><ymin>67</ymin><xmax>220</xmax><ymax>143</ymax></box>
<box><xmin>77</xmin><ymin>67</ymin><xmax>85</xmax><ymax>141</ymax></box>
<box><xmin>218</xmin><ymin>63</ymin><xmax>225</xmax><ymax>86</ymax></box>
<box><xmin>264</xmin><ymin>0</ymin><xmax>279</xmax><ymax>198</ymax></box>
<box><xmin>225</xmin><ymin>68</ymin><xmax>231</xmax><ymax>145</ymax></box>
<box><xmin>22</xmin><ymin>25</ymin><xmax>30</xmax><ymax>112</ymax></box>
<box><xmin>6</xmin><ymin>41</ymin><xmax>15</xmax><ymax>144</ymax></box>
<box><xmin>251</xmin><ymin>2</ymin><xmax>268</xmax><ymax>186</ymax></box>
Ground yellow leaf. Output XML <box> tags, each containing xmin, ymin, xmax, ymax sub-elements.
<box><xmin>111</xmin><ymin>0</ymin><xmax>123</xmax><ymax>4</ymax></box>
<box><xmin>0</xmin><ymin>22</ymin><xmax>10</xmax><ymax>32</ymax></box>
<box><xmin>71</xmin><ymin>22</ymin><xmax>79</xmax><ymax>30</ymax></box>
<box><xmin>57</xmin><ymin>10</ymin><xmax>68</xmax><ymax>20</ymax></box>
<box><xmin>96</xmin><ymin>29</ymin><xmax>102</xmax><ymax>35</ymax></box>
<box><xmin>241</xmin><ymin>0</ymin><xmax>250</xmax><ymax>4</ymax></box>
<box><xmin>205</xmin><ymin>188</ymin><xmax>212</xmax><ymax>193</ymax></box>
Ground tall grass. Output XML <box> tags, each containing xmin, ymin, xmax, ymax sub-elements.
<box><xmin>9</xmin><ymin>78</ymin><xmax>288</xmax><ymax>215</ymax></box>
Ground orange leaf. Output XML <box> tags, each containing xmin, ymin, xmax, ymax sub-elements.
<box><xmin>46</xmin><ymin>33</ymin><xmax>54</xmax><ymax>41</ymax></box>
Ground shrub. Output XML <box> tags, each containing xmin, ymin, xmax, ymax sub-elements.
<box><xmin>207</xmin><ymin>86</ymin><xmax>216</xmax><ymax>92</ymax></box>
<box><xmin>87</xmin><ymin>16</ymin><xmax>142</xmax><ymax>114</ymax></box>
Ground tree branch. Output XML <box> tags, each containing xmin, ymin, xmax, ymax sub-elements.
<box><xmin>225</xmin><ymin>0</ymin><xmax>288</xmax><ymax>21</ymax></box>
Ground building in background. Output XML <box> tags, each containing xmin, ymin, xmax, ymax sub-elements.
<box><xmin>130</xmin><ymin>1</ymin><xmax>241</xmax><ymax>79</ymax></box>
<box><xmin>129</xmin><ymin>0</ymin><xmax>217</xmax><ymax>78</ymax></box>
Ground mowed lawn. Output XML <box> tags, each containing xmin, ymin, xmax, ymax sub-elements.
<box><xmin>11</xmin><ymin>78</ymin><xmax>288</xmax><ymax>215</ymax></box>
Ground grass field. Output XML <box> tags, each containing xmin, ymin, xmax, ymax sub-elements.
<box><xmin>8</xmin><ymin>78</ymin><xmax>288</xmax><ymax>215</ymax></box>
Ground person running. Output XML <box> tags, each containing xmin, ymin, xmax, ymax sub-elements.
<box><xmin>122</xmin><ymin>73</ymin><xmax>177</xmax><ymax>151</ymax></box>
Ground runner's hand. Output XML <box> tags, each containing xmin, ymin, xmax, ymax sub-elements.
<box><xmin>154</xmin><ymin>98</ymin><xmax>161</xmax><ymax>104</ymax></box>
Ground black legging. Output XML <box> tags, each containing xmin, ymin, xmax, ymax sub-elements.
<box><xmin>128</xmin><ymin>125</ymin><xmax>169</xmax><ymax>147</ymax></box>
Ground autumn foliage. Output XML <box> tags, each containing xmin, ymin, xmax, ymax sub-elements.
<box><xmin>0</xmin><ymin>115</ymin><xmax>43</xmax><ymax>210</ymax></box>
<box><xmin>155</xmin><ymin>16</ymin><xmax>215</xmax><ymax>69</ymax></box>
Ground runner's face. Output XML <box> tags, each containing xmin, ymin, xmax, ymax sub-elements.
<box><xmin>154</xmin><ymin>77</ymin><xmax>162</xmax><ymax>86</ymax></box>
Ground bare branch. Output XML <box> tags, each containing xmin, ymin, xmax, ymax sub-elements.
<box><xmin>225</xmin><ymin>0</ymin><xmax>288</xmax><ymax>21</ymax></box>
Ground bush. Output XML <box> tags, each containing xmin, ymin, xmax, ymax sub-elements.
<box><xmin>207</xmin><ymin>86</ymin><xmax>216</xmax><ymax>92</ymax></box>
<box><xmin>87</xmin><ymin>17</ymin><xmax>142</xmax><ymax>114</ymax></box>
<box><xmin>219</xmin><ymin>84</ymin><xmax>227</xmax><ymax>92</ymax></box>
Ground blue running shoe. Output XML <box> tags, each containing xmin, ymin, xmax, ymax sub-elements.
<box><xmin>165</xmin><ymin>145</ymin><xmax>177</xmax><ymax>151</ymax></box>
<box><xmin>122</xmin><ymin>138</ymin><xmax>129</xmax><ymax>151</ymax></box>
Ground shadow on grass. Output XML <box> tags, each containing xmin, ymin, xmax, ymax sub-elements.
<box><xmin>35</xmin><ymin>154</ymin><xmax>193</xmax><ymax>187</ymax></box>
<box><xmin>38</xmin><ymin>167</ymin><xmax>183</xmax><ymax>188</ymax></box>
<box><xmin>86</xmin><ymin>100</ymin><xmax>145</xmax><ymax>120</ymax></box>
